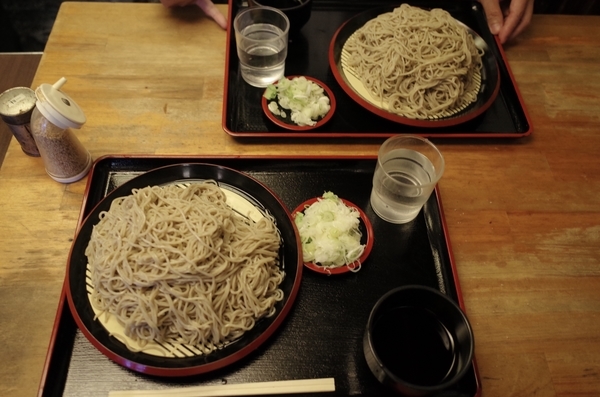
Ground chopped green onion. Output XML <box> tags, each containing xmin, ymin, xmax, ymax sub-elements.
<box><xmin>294</xmin><ymin>191</ymin><xmax>365</xmax><ymax>268</ymax></box>
<box><xmin>264</xmin><ymin>76</ymin><xmax>331</xmax><ymax>127</ymax></box>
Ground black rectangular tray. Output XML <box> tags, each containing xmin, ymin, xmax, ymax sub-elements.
<box><xmin>222</xmin><ymin>0</ymin><xmax>531</xmax><ymax>139</ymax></box>
<box><xmin>39</xmin><ymin>155</ymin><xmax>481</xmax><ymax>397</ymax></box>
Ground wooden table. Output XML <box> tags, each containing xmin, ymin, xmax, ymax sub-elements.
<box><xmin>1</xmin><ymin>2</ymin><xmax>599</xmax><ymax>396</ymax></box>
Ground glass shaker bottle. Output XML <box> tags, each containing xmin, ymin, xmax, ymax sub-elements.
<box><xmin>30</xmin><ymin>77</ymin><xmax>92</xmax><ymax>183</ymax></box>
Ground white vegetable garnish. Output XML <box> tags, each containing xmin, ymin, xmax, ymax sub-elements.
<box><xmin>268</xmin><ymin>101</ymin><xmax>285</xmax><ymax>118</ymax></box>
<box><xmin>294</xmin><ymin>191</ymin><xmax>365</xmax><ymax>268</ymax></box>
<box><xmin>263</xmin><ymin>76</ymin><xmax>331</xmax><ymax>126</ymax></box>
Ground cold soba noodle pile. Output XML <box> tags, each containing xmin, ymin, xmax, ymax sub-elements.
<box><xmin>85</xmin><ymin>181</ymin><xmax>284</xmax><ymax>353</ymax></box>
<box><xmin>344</xmin><ymin>4</ymin><xmax>483</xmax><ymax>119</ymax></box>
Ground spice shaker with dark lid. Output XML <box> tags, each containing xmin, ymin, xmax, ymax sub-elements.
<box><xmin>0</xmin><ymin>87</ymin><xmax>40</xmax><ymax>156</ymax></box>
<box><xmin>31</xmin><ymin>77</ymin><xmax>92</xmax><ymax>183</ymax></box>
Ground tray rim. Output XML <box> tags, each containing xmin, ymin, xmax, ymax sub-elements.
<box><xmin>222</xmin><ymin>0</ymin><xmax>532</xmax><ymax>139</ymax></box>
<box><xmin>38</xmin><ymin>154</ymin><xmax>482</xmax><ymax>397</ymax></box>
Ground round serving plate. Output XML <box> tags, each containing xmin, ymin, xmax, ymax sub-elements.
<box><xmin>328</xmin><ymin>6</ymin><xmax>501</xmax><ymax>128</ymax></box>
<box><xmin>293</xmin><ymin>196</ymin><xmax>374</xmax><ymax>275</ymax></box>
<box><xmin>66</xmin><ymin>163</ymin><xmax>303</xmax><ymax>376</ymax></box>
<box><xmin>261</xmin><ymin>75</ymin><xmax>336</xmax><ymax>131</ymax></box>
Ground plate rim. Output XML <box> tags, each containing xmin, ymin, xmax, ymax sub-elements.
<box><xmin>327</xmin><ymin>5</ymin><xmax>501</xmax><ymax>128</ymax></box>
<box><xmin>65</xmin><ymin>162</ymin><xmax>303</xmax><ymax>377</ymax></box>
<box><xmin>293</xmin><ymin>196</ymin><xmax>374</xmax><ymax>275</ymax></box>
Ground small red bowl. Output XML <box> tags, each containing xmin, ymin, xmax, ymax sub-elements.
<box><xmin>293</xmin><ymin>196</ymin><xmax>374</xmax><ymax>275</ymax></box>
<box><xmin>262</xmin><ymin>76</ymin><xmax>336</xmax><ymax>131</ymax></box>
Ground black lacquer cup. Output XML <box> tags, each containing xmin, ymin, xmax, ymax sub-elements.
<box><xmin>248</xmin><ymin>0</ymin><xmax>312</xmax><ymax>36</ymax></box>
<box><xmin>364</xmin><ymin>286</ymin><xmax>474</xmax><ymax>396</ymax></box>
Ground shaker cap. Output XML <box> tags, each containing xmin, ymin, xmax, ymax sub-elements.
<box><xmin>0</xmin><ymin>87</ymin><xmax>37</xmax><ymax>122</ymax></box>
<box><xmin>35</xmin><ymin>77</ymin><xmax>86</xmax><ymax>129</ymax></box>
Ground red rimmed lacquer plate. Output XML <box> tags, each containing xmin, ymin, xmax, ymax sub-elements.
<box><xmin>65</xmin><ymin>163</ymin><xmax>302</xmax><ymax>377</ymax></box>
<box><xmin>261</xmin><ymin>76</ymin><xmax>336</xmax><ymax>131</ymax></box>
<box><xmin>328</xmin><ymin>6</ymin><xmax>501</xmax><ymax>128</ymax></box>
<box><xmin>293</xmin><ymin>196</ymin><xmax>374</xmax><ymax>275</ymax></box>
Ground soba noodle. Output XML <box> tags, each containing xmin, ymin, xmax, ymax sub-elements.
<box><xmin>344</xmin><ymin>4</ymin><xmax>483</xmax><ymax>119</ymax></box>
<box><xmin>85</xmin><ymin>181</ymin><xmax>285</xmax><ymax>352</ymax></box>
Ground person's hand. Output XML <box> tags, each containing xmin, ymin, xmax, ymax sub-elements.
<box><xmin>478</xmin><ymin>0</ymin><xmax>534</xmax><ymax>44</ymax></box>
<box><xmin>160</xmin><ymin>0</ymin><xmax>228</xmax><ymax>30</ymax></box>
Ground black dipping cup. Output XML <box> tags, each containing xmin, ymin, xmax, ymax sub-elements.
<box><xmin>248</xmin><ymin>0</ymin><xmax>312</xmax><ymax>36</ymax></box>
<box><xmin>364</xmin><ymin>286</ymin><xmax>474</xmax><ymax>396</ymax></box>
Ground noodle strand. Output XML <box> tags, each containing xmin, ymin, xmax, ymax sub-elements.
<box><xmin>86</xmin><ymin>181</ymin><xmax>285</xmax><ymax>352</ymax></box>
<box><xmin>344</xmin><ymin>4</ymin><xmax>483</xmax><ymax>119</ymax></box>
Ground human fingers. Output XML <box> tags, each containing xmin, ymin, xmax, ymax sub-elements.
<box><xmin>478</xmin><ymin>0</ymin><xmax>504</xmax><ymax>35</ymax></box>
<box><xmin>196</xmin><ymin>0</ymin><xmax>228</xmax><ymax>30</ymax></box>
<box><xmin>498</xmin><ymin>0</ymin><xmax>534</xmax><ymax>43</ymax></box>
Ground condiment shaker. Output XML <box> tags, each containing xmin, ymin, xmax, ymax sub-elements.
<box><xmin>30</xmin><ymin>77</ymin><xmax>92</xmax><ymax>183</ymax></box>
<box><xmin>0</xmin><ymin>87</ymin><xmax>40</xmax><ymax>156</ymax></box>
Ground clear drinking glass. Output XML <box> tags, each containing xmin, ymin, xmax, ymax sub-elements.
<box><xmin>234</xmin><ymin>6</ymin><xmax>290</xmax><ymax>87</ymax></box>
<box><xmin>370</xmin><ymin>135</ymin><xmax>445</xmax><ymax>224</ymax></box>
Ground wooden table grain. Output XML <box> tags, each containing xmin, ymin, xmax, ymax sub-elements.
<box><xmin>1</xmin><ymin>3</ymin><xmax>599</xmax><ymax>396</ymax></box>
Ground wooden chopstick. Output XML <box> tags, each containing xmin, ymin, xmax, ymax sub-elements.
<box><xmin>108</xmin><ymin>377</ymin><xmax>335</xmax><ymax>397</ymax></box>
